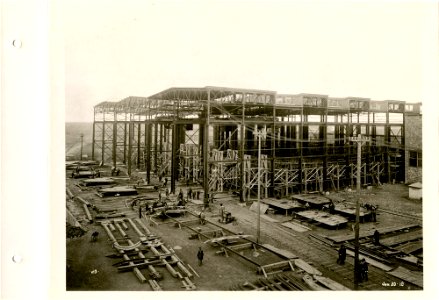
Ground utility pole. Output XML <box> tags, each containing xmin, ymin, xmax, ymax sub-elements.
<box><xmin>349</xmin><ymin>134</ymin><xmax>370</xmax><ymax>286</ymax></box>
<box><xmin>80</xmin><ymin>133</ymin><xmax>84</xmax><ymax>161</ymax></box>
<box><xmin>256</xmin><ymin>130</ymin><xmax>261</xmax><ymax>244</ymax></box>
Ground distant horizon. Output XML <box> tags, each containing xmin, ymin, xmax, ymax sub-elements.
<box><xmin>66</xmin><ymin>121</ymin><xmax>93</xmax><ymax>123</ymax></box>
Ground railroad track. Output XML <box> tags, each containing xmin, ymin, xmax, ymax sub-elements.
<box><xmin>269</xmin><ymin>220</ymin><xmax>422</xmax><ymax>290</ymax></box>
<box><xmin>217</xmin><ymin>205</ymin><xmax>422</xmax><ymax>290</ymax></box>
<box><xmin>160</xmin><ymin>209</ymin><xmax>420</xmax><ymax>290</ymax></box>
<box><xmin>379</xmin><ymin>208</ymin><xmax>422</xmax><ymax>222</ymax></box>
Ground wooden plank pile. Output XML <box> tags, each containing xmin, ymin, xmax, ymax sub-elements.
<box><xmin>80</xmin><ymin>177</ymin><xmax>115</xmax><ymax>186</ymax></box>
<box><xmin>261</xmin><ymin>244</ymin><xmax>297</xmax><ymax>259</ymax></box>
<box><xmin>259</xmin><ymin>260</ymin><xmax>295</xmax><ymax>277</ymax></box>
<box><xmin>295</xmin><ymin>210</ymin><xmax>348</xmax><ymax>228</ymax></box>
<box><xmin>281</xmin><ymin>221</ymin><xmax>310</xmax><ymax>232</ymax></box>
<box><xmin>230</xmin><ymin>273</ymin><xmax>311</xmax><ymax>291</ymax></box>
<box><xmin>325</xmin><ymin>224</ymin><xmax>421</xmax><ymax>243</ymax></box>
<box><xmin>380</xmin><ymin>229</ymin><xmax>423</xmax><ymax>247</ymax></box>
<box><xmin>393</xmin><ymin>241</ymin><xmax>423</xmax><ymax>254</ymax></box>
<box><xmin>101</xmin><ymin>217</ymin><xmax>197</xmax><ymax>290</ymax></box>
<box><xmin>97</xmin><ymin>186</ymin><xmax>138</xmax><ymax>197</ymax></box>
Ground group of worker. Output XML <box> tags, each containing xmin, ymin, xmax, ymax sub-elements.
<box><xmin>110</xmin><ymin>167</ymin><xmax>121</xmax><ymax>176</ymax></box>
<box><xmin>337</xmin><ymin>244</ymin><xmax>369</xmax><ymax>282</ymax></box>
<box><xmin>337</xmin><ymin>235</ymin><xmax>376</xmax><ymax>283</ymax></box>
<box><xmin>363</xmin><ymin>203</ymin><xmax>378</xmax><ymax>222</ymax></box>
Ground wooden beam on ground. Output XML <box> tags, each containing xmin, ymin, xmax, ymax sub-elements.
<box><xmin>127</xmin><ymin>218</ymin><xmax>145</xmax><ymax>238</ymax></box>
<box><xmin>228</xmin><ymin>242</ymin><xmax>253</xmax><ymax>251</ymax></box>
<box><xmin>101</xmin><ymin>222</ymin><xmax>147</xmax><ymax>283</ymax></box>
<box><xmin>76</xmin><ymin>196</ymin><xmax>90</xmax><ymax>206</ymax></box>
<box><xmin>150</xmin><ymin>245</ymin><xmax>179</xmax><ymax>278</ymax></box>
<box><xmin>260</xmin><ymin>260</ymin><xmax>293</xmax><ymax>276</ymax></box>
<box><xmin>294</xmin><ymin>259</ymin><xmax>322</xmax><ymax>276</ymax></box>
<box><xmin>302</xmin><ymin>274</ymin><xmax>329</xmax><ymax>291</ymax></box>
<box><xmin>66</xmin><ymin>188</ymin><xmax>74</xmax><ymax>199</ymax></box>
<box><xmin>326</xmin><ymin>224</ymin><xmax>421</xmax><ymax>243</ymax></box>
<box><xmin>148</xmin><ymin>280</ymin><xmax>162</xmax><ymax>291</ymax></box>
<box><xmin>393</xmin><ymin>241</ymin><xmax>423</xmax><ymax>254</ymax></box>
<box><xmin>83</xmin><ymin>204</ymin><xmax>93</xmax><ymax>222</ymax></box>
<box><xmin>345</xmin><ymin>249</ymin><xmax>393</xmax><ymax>271</ymax></box>
<box><xmin>380</xmin><ymin>229</ymin><xmax>423</xmax><ymax>247</ymax></box>
<box><xmin>261</xmin><ymin>244</ymin><xmax>298</xmax><ymax>259</ymax></box>
<box><xmin>187</xmin><ymin>264</ymin><xmax>200</xmax><ymax>278</ymax></box>
<box><xmin>135</xmin><ymin>218</ymin><xmax>151</xmax><ymax>235</ymax></box>
<box><xmin>314</xmin><ymin>275</ymin><xmax>351</xmax><ymax>291</ymax></box>
<box><xmin>117</xmin><ymin>260</ymin><xmax>165</xmax><ymax>272</ymax></box>
<box><xmin>114</xmin><ymin>222</ymin><xmax>128</xmax><ymax>238</ymax></box>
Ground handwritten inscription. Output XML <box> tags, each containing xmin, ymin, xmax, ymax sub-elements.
<box><xmin>382</xmin><ymin>281</ymin><xmax>404</xmax><ymax>287</ymax></box>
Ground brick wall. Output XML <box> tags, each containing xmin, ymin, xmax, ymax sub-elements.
<box><xmin>406</xmin><ymin>164</ymin><xmax>422</xmax><ymax>183</ymax></box>
<box><xmin>404</xmin><ymin>115</ymin><xmax>422</xmax><ymax>183</ymax></box>
<box><xmin>405</xmin><ymin>115</ymin><xmax>422</xmax><ymax>149</ymax></box>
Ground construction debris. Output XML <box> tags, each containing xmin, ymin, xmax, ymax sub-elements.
<box><xmin>66</xmin><ymin>223</ymin><xmax>86</xmax><ymax>238</ymax></box>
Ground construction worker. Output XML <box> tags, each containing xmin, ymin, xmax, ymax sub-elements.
<box><xmin>199</xmin><ymin>209</ymin><xmax>206</xmax><ymax>225</ymax></box>
<box><xmin>371</xmin><ymin>205</ymin><xmax>377</xmax><ymax>222</ymax></box>
<box><xmin>131</xmin><ymin>199</ymin><xmax>138</xmax><ymax>209</ymax></box>
<box><xmin>373</xmin><ymin>229</ymin><xmax>380</xmax><ymax>245</ymax></box>
<box><xmin>91</xmin><ymin>231</ymin><xmax>99</xmax><ymax>242</ymax></box>
<box><xmin>329</xmin><ymin>201</ymin><xmax>335</xmax><ymax>214</ymax></box>
<box><xmin>337</xmin><ymin>244</ymin><xmax>346</xmax><ymax>265</ymax></box>
<box><xmin>219</xmin><ymin>203</ymin><xmax>225</xmax><ymax>223</ymax></box>
<box><xmin>197</xmin><ymin>247</ymin><xmax>204</xmax><ymax>266</ymax></box>
<box><xmin>360</xmin><ymin>258</ymin><xmax>368</xmax><ymax>282</ymax></box>
<box><xmin>178</xmin><ymin>189</ymin><xmax>184</xmax><ymax>201</ymax></box>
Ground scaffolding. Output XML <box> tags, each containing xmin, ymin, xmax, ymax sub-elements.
<box><xmin>92</xmin><ymin>87</ymin><xmax>421</xmax><ymax>202</ymax></box>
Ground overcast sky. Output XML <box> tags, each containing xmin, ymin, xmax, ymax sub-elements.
<box><xmin>64</xmin><ymin>0</ymin><xmax>433</xmax><ymax>122</ymax></box>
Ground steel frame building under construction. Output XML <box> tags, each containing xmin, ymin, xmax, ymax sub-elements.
<box><xmin>91</xmin><ymin>86</ymin><xmax>421</xmax><ymax>203</ymax></box>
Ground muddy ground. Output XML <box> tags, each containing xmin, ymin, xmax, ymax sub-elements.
<box><xmin>66</xmin><ymin>168</ymin><xmax>422</xmax><ymax>292</ymax></box>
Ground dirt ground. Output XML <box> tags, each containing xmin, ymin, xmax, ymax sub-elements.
<box><xmin>66</xmin><ymin>167</ymin><xmax>423</xmax><ymax>292</ymax></box>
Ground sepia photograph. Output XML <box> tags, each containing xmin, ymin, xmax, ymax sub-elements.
<box><xmin>61</xmin><ymin>0</ymin><xmax>435</xmax><ymax>293</ymax></box>
<box><xmin>3</xmin><ymin>0</ymin><xmax>438</xmax><ymax>298</ymax></box>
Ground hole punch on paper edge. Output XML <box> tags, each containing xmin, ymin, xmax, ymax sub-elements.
<box><xmin>12</xmin><ymin>255</ymin><xmax>22</xmax><ymax>263</ymax></box>
<box><xmin>12</xmin><ymin>39</ymin><xmax>22</xmax><ymax>48</ymax></box>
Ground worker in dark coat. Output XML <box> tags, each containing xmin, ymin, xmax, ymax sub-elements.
<box><xmin>373</xmin><ymin>229</ymin><xmax>380</xmax><ymax>245</ymax></box>
<box><xmin>178</xmin><ymin>189</ymin><xmax>184</xmax><ymax>201</ymax></box>
<box><xmin>360</xmin><ymin>258</ymin><xmax>368</xmax><ymax>281</ymax></box>
<box><xmin>197</xmin><ymin>247</ymin><xmax>204</xmax><ymax>266</ymax></box>
<box><xmin>199</xmin><ymin>209</ymin><xmax>206</xmax><ymax>225</ymax></box>
<box><xmin>337</xmin><ymin>244</ymin><xmax>347</xmax><ymax>265</ymax></box>
<box><xmin>371</xmin><ymin>205</ymin><xmax>377</xmax><ymax>222</ymax></box>
<box><xmin>329</xmin><ymin>201</ymin><xmax>335</xmax><ymax>214</ymax></box>
<box><xmin>91</xmin><ymin>231</ymin><xmax>99</xmax><ymax>242</ymax></box>
<box><xmin>219</xmin><ymin>203</ymin><xmax>225</xmax><ymax>223</ymax></box>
